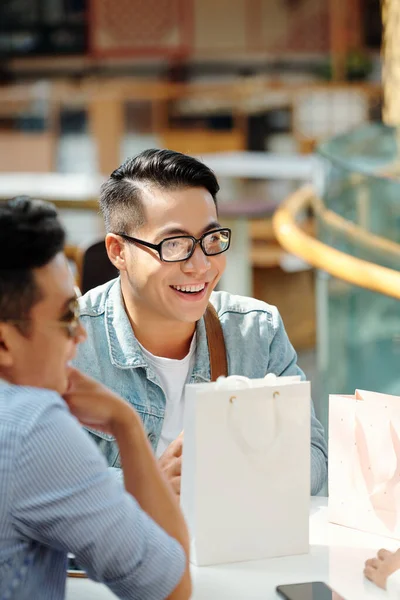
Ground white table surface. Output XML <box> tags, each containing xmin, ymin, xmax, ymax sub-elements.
<box><xmin>66</xmin><ymin>497</ymin><xmax>398</xmax><ymax>600</ymax></box>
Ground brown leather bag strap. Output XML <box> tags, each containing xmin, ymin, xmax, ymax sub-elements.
<box><xmin>204</xmin><ymin>303</ymin><xmax>228</xmax><ymax>381</ymax></box>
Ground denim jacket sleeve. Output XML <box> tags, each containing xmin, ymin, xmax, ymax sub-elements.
<box><xmin>265</xmin><ymin>308</ymin><xmax>328</xmax><ymax>495</ymax></box>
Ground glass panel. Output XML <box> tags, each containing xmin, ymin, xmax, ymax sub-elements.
<box><xmin>317</xmin><ymin>123</ymin><xmax>400</xmax><ymax>243</ymax></box>
<box><xmin>316</xmin><ymin>272</ymin><xmax>400</xmax><ymax>435</ymax></box>
<box><xmin>314</xmin><ymin>123</ymin><xmax>400</xmax><ymax>435</ymax></box>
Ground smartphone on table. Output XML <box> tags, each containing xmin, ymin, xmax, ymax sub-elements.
<box><xmin>67</xmin><ymin>553</ymin><xmax>86</xmax><ymax>578</ymax></box>
<box><xmin>276</xmin><ymin>581</ymin><xmax>345</xmax><ymax>600</ymax></box>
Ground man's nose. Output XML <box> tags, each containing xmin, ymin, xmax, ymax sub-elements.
<box><xmin>182</xmin><ymin>244</ymin><xmax>211</xmax><ymax>273</ymax></box>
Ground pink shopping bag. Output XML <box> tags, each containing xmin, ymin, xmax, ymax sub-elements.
<box><xmin>329</xmin><ymin>390</ymin><xmax>400</xmax><ymax>538</ymax></box>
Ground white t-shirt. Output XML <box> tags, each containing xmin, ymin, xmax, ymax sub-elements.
<box><xmin>138</xmin><ymin>335</ymin><xmax>197</xmax><ymax>458</ymax></box>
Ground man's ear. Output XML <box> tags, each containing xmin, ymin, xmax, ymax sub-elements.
<box><xmin>0</xmin><ymin>324</ymin><xmax>14</xmax><ymax>368</ymax></box>
<box><xmin>105</xmin><ymin>234</ymin><xmax>127</xmax><ymax>271</ymax></box>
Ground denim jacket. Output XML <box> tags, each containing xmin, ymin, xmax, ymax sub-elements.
<box><xmin>73</xmin><ymin>278</ymin><xmax>328</xmax><ymax>495</ymax></box>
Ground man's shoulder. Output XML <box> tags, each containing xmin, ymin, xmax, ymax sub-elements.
<box><xmin>78</xmin><ymin>278</ymin><xmax>118</xmax><ymax>317</ymax></box>
<box><xmin>0</xmin><ymin>384</ymin><xmax>64</xmax><ymax>432</ymax></box>
<box><xmin>207</xmin><ymin>292</ymin><xmax>291</xmax><ymax>372</ymax></box>
<box><xmin>210</xmin><ymin>290</ymin><xmax>280</xmax><ymax>323</ymax></box>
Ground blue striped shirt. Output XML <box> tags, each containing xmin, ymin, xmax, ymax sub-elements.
<box><xmin>0</xmin><ymin>381</ymin><xmax>185</xmax><ymax>600</ymax></box>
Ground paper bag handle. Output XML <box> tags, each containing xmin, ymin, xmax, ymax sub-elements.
<box><xmin>226</xmin><ymin>388</ymin><xmax>279</xmax><ymax>463</ymax></box>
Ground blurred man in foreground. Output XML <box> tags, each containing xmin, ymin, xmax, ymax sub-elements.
<box><xmin>0</xmin><ymin>196</ymin><xmax>191</xmax><ymax>600</ymax></box>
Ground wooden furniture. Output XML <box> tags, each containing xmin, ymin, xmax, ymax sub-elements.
<box><xmin>0</xmin><ymin>78</ymin><xmax>383</xmax><ymax>175</ymax></box>
<box><xmin>252</xmin><ymin>216</ymin><xmax>316</xmax><ymax>350</ymax></box>
<box><xmin>0</xmin><ymin>133</ymin><xmax>56</xmax><ymax>173</ymax></box>
<box><xmin>0</xmin><ymin>83</ymin><xmax>58</xmax><ymax>172</ymax></box>
<box><xmin>77</xmin><ymin>79</ymin><xmax>382</xmax><ymax>172</ymax></box>
<box><xmin>65</xmin><ymin>241</ymin><xmax>117</xmax><ymax>294</ymax></box>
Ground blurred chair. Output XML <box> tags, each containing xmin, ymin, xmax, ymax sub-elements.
<box><xmin>159</xmin><ymin>129</ymin><xmax>245</xmax><ymax>154</ymax></box>
<box><xmin>65</xmin><ymin>240</ymin><xmax>118</xmax><ymax>295</ymax></box>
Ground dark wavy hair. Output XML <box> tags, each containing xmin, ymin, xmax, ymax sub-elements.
<box><xmin>99</xmin><ymin>148</ymin><xmax>220</xmax><ymax>233</ymax></box>
<box><xmin>0</xmin><ymin>196</ymin><xmax>66</xmax><ymax>326</ymax></box>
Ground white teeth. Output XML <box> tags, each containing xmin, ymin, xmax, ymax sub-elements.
<box><xmin>172</xmin><ymin>284</ymin><xmax>205</xmax><ymax>293</ymax></box>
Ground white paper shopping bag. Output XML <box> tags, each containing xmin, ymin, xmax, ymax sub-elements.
<box><xmin>329</xmin><ymin>390</ymin><xmax>400</xmax><ymax>538</ymax></box>
<box><xmin>181</xmin><ymin>375</ymin><xmax>310</xmax><ymax>566</ymax></box>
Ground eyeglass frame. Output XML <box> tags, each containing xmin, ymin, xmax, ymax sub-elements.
<box><xmin>2</xmin><ymin>297</ymin><xmax>81</xmax><ymax>339</ymax></box>
<box><xmin>115</xmin><ymin>227</ymin><xmax>232</xmax><ymax>263</ymax></box>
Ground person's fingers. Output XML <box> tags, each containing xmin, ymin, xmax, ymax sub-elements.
<box><xmin>65</xmin><ymin>365</ymin><xmax>87</xmax><ymax>388</ymax></box>
<box><xmin>170</xmin><ymin>475</ymin><xmax>181</xmax><ymax>496</ymax></box>
<box><xmin>162</xmin><ymin>435</ymin><xmax>184</xmax><ymax>459</ymax></box>
<box><xmin>364</xmin><ymin>565</ymin><xmax>388</xmax><ymax>590</ymax></box>
<box><xmin>378</xmin><ymin>548</ymin><xmax>393</xmax><ymax>560</ymax></box>
<box><xmin>174</xmin><ymin>436</ymin><xmax>183</xmax><ymax>457</ymax></box>
<box><xmin>364</xmin><ymin>566</ymin><xmax>377</xmax><ymax>582</ymax></box>
<box><xmin>163</xmin><ymin>436</ymin><xmax>183</xmax><ymax>458</ymax></box>
<box><xmin>162</xmin><ymin>456</ymin><xmax>182</xmax><ymax>478</ymax></box>
<box><xmin>365</xmin><ymin>558</ymin><xmax>380</xmax><ymax>570</ymax></box>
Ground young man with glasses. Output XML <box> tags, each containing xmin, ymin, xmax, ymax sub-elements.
<box><xmin>74</xmin><ymin>148</ymin><xmax>328</xmax><ymax>497</ymax></box>
<box><xmin>0</xmin><ymin>196</ymin><xmax>191</xmax><ymax>599</ymax></box>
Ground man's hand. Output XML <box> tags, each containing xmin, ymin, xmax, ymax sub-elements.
<box><xmin>364</xmin><ymin>548</ymin><xmax>400</xmax><ymax>589</ymax></box>
<box><xmin>65</xmin><ymin>369</ymin><xmax>192</xmax><ymax>598</ymax></box>
<box><xmin>158</xmin><ymin>433</ymin><xmax>184</xmax><ymax>496</ymax></box>
<box><xmin>63</xmin><ymin>366</ymin><xmax>137</xmax><ymax>435</ymax></box>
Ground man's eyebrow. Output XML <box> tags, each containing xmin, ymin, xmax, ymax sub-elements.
<box><xmin>155</xmin><ymin>221</ymin><xmax>221</xmax><ymax>239</ymax></box>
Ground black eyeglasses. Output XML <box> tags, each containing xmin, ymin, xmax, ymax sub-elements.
<box><xmin>116</xmin><ymin>228</ymin><xmax>231</xmax><ymax>263</ymax></box>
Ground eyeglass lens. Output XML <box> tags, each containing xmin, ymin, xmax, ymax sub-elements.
<box><xmin>161</xmin><ymin>230</ymin><xmax>230</xmax><ymax>262</ymax></box>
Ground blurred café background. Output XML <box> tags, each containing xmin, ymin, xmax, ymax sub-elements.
<box><xmin>0</xmin><ymin>0</ymin><xmax>398</xmax><ymax>434</ymax></box>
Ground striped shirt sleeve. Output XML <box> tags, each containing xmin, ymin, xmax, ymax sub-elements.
<box><xmin>10</xmin><ymin>390</ymin><xmax>185</xmax><ymax>600</ymax></box>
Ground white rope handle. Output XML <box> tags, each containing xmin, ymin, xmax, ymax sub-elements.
<box><xmin>217</xmin><ymin>378</ymin><xmax>280</xmax><ymax>465</ymax></box>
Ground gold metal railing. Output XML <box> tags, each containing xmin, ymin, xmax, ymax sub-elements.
<box><xmin>272</xmin><ymin>185</ymin><xmax>400</xmax><ymax>301</ymax></box>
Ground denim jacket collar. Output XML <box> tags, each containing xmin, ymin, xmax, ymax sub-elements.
<box><xmin>105</xmin><ymin>279</ymin><xmax>211</xmax><ymax>383</ymax></box>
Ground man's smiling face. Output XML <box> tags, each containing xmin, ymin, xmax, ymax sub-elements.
<box><xmin>120</xmin><ymin>185</ymin><xmax>227</xmax><ymax>325</ymax></box>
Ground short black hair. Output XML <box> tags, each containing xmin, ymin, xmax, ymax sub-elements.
<box><xmin>0</xmin><ymin>196</ymin><xmax>66</xmax><ymax>326</ymax></box>
<box><xmin>99</xmin><ymin>148</ymin><xmax>220</xmax><ymax>233</ymax></box>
